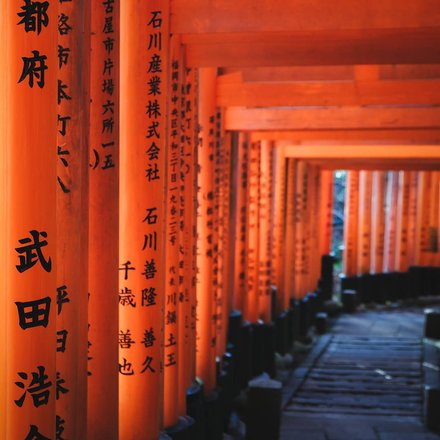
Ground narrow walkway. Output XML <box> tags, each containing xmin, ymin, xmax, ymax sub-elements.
<box><xmin>281</xmin><ymin>308</ymin><xmax>440</xmax><ymax>440</ymax></box>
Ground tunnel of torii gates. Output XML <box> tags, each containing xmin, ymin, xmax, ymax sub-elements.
<box><xmin>1</xmin><ymin>0</ymin><xmax>440</xmax><ymax>439</ymax></box>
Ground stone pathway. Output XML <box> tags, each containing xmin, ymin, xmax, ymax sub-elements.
<box><xmin>281</xmin><ymin>308</ymin><xmax>440</xmax><ymax>439</ymax></box>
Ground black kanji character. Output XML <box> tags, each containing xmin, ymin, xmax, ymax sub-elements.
<box><xmin>17</xmin><ymin>0</ymin><xmax>49</xmax><ymax>35</ymax></box>
<box><xmin>15</xmin><ymin>230</ymin><xmax>52</xmax><ymax>272</ymax></box>
<box><xmin>56</xmin><ymin>372</ymin><xmax>69</xmax><ymax>400</ymax></box>
<box><xmin>56</xmin><ymin>285</ymin><xmax>70</xmax><ymax>315</ymax></box>
<box><xmin>119</xmin><ymin>261</ymin><xmax>135</xmax><ymax>280</ymax></box>
<box><xmin>18</xmin><ymin>50</ymin><xmax>47</xmax><ymax>88</ymax></box>
<box><xmin>15</xmin><ymin>366</ymin><xmax>52</xmax><ymax>407</ymax></box>
<box><xmin>141</xmin><ymin>287</ymin><xmax>157</xmax><ymax>307</ymax></box>
<box><xmin>119</xmin><ymin>358</ymin><xmax>134</xmax><ymax>376</ymax></box>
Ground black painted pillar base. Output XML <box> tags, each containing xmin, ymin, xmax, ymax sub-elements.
<box><xmin>341</xmin><ymin>289</ymin><xmax>357</xmax><ymax>313</ymax></box>
<box><xmin>251</xmin><ymin>322</ymin><xmax>276</xmax><ymax>378</ymax></box>
<box><xmin>315</xmin><ymin>312</ymin><xmax>328</xmax><ymax>334</ymax></box>
<box><xmin>289</xmin><ymin>299</ymin><xmax>300</xmax><ymax>343</ymax></box>
<box><xmin>424</xmin><ymin>386</ymin><xmax>440</xmax><ymax>433</ymax></box>
<box><xmin>424</xmin><ymin>309</ymin><xmax>440</xmax><ymax>339</ymax></box>
<box><xmin>298</xmin><ymin>297</ymin><xmax>310</xmax><ymax>340</ymax></box>
<box><xmin>186</xmin><ymin>380</ymin><xmax>205</xmax><ymax>440</ymax></box>
<box><xmin>239</xmin><ymin>321</ymin><xmax>253</xmax><ymax>389</ymax></box>
<box><xmin>246</xmin><ymin>375</ymin><xmax>282</xmax><ymax>440</ymax></box>
<box><xmin>275</xmin><ymin>311</ymin><xmax>289</xmax><ymax>355</ymax></box>
<box><xmin>340</xmin><ymin>274</ymin><xmax>359</xmax><ymax>294</ymax></box>
<box><xmin>204</xmin><ymin>389</ymin><xmax>224</xmax><ymax>440</ymax></box>
<box><xmin>165</xmin><ymin>416</ymin><xmax>196</xmax><ymax>440</ymax></box>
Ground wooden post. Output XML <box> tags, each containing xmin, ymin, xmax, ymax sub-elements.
<box><xmin>428</xmin><ymin>172</ymin><xmax>440</xmax><ymax>265</ymax></box>
<box><xmin>245</xmin><ymin>141</ymin><xmax>261</xmax><ymax>321</ymax></box>
<box><xmin>233</xmin><ymin>133</ymin><xmax>249</xmax><ymax>313</ymax></box>
<box><xmin>258</xmin><ymin>140</ymin><xmax>273</xmax><ymax>323</ymax></box>
<box><xmin>178</xmin><ymin>64</ymin><xmax>198</xmax><ymax>413</ymax></box>
<box><xmin>88</xmin><ymin>0</ymin><xmax>119</xmax><ymax>438</ymax></box>
<box><xmin>56</xmin><ymin>1</ymin><xmax>89</xmax><ymax>438</ymax></box>
<box><xmin>119</xmin><ymin>2</ymin><xmax>169</xmax><ymax>437</ymax></box>
<box><xmin>196</xmin><ymin>67</ymin><xmax>217</xmax><ymax>395</ymax></box>
<box><xmin>319</xmin><ymin>170</ymin><xmax>334</xmax><ymax>258</ymax></box>
<box><xmin>343</xmin><ymin>171</ymin><xmax>359</xmax><ymax>276</ymax></box>
<box><xmin>163</xmin><ymin>35</ymin><xmax>183</xmax><ymax>428</ymax></box>
<box><xmin>370</xmin><ymin>172</ymin><xmax>386</xmax><ymax>274</ymax></box>
<box><xmin>294</xmin><ymin>161</ymin><xmax>308</xmax><ymax>299</ymax></box>
<box><xmin>384</xmin><ymin>172</ymin><xmax>399</xmax><ymax>272</ymax></box>
<box><xmin>283</xmin><ymin>159</ymin><xmax>296</xmax><ymax>304</ymax></box>
<box><xmin>0</xmin><ymin>4</ymin><xmax>7</xmax><ymax>436</ymax></box>
<box><xmin>395</xmin><ymin>171</ymin><xmax>411</xmax><ymax>271</ymax></box>
<box><xmin>5</xmin><ymin>1</ymin><xmax>57</xmax><ymax>437</ymax></box>
<box><xmin>415</xmin><ymin>172</ymin><xmax>431</xmax><ymax>266</ymax></box>
<box><xmin>357</xmin><ymin>171</ymin><xmax>373</xmax><ymax>275</ymax></box>
<box><xmin>217</xmin><ymin>122</ymin><xmax>232</xmax><ymax>354</ymax></box>
<box><xmin>272</xmin><ymin>145</ymin><xmax>288</xmax><ymax>313</ymax></box>
<box><xmin>407</xmin><ymin>172</ymin><xmax>419</xmax><ymax>267</ymax></box>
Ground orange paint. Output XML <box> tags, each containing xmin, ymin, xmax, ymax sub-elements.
<box><xmin>370</xmin><ymin>171</ymin><xmax>386</xmax><ymax>273</ymax></box>
<box><xmin>119</xmin><ymin>2</ymin><xmax>168</xmax><ymax>437</ymax></box>
<box><xmin>357</xmin><ymin>171</ymin><xmax>373</xmax><ymax>275</ymax></box>
<box><xmin>196</xmin><ymin>68</ymin><xmax>217</xmax><ymax>394</ymax></box>
<box><xmin>272</xmin><ymin>145</ymin><xmax>288</xmax><ymax>312</ymax></box>
<box><xmin>245</xmin><ymin>141</ymin><xmax>261</xmax><ymax>321</ymax></box>
<box><xmin>233</xmin><ymin>133</ymin><xmax>249</xmax><ymax>313</ymax></box>
<box><xmin>407</xmin><ymin>171</ymin><xmax>419</xmax><ymax>267</ymax></box>
<box><xmin>258</xmin><ymin>140</ymin><xmax>273</xmax><ymax>323</ymax></box>
<box><xmin>284</xmin><ymin>159</ymin><xmax>297</xmax><ymax>304</ymax></box>
<box><xmin>294</xmin><ymin>161</ymin><xmax>308</xmax><ymax>298</ymax></box>
<box><xmin>178</xmin><ymin>64</ymin><xmax>198</xmax><ymax>413</ymax></box>
<box><xmin>384</xmin><ymin>172</ymin><xmax>399</xmax><ymax>272</ymax></box>
<box><xmin>343</xmin><ymin>171</ymin><xmax>359</xmax><ymax>276</ymax></box>
<box><xmin>319</xmin><ymin>170</ymin><xmax>334</xmax><ymax>258</ymax></box>
<box><xmin>395</xmin><ymin>171</ymin><xmax>411</xmax><ymax>271</ymax></box>
<box><xmin>88</xmin><ymin>0</ymin><xmax>119</xmax><ymax>438</ymax></box>
<box><xmin>164</xmin><ymin>35</ymin><xmax>183</xmax><ymax>428</ymax></box>
<box><xmin>0</xmin><ymin>4</ymin><xmax>7</xmax><ymax>436</ymax></box>
<box><xmin>6</xmin><ymin>1</ymin><xmax>57</xmax><ymax>437</ymax></box>
<box><xmin>56</xmin><ymin>1</ymin><xmax>89</xmax><ymax>438</ymax></box>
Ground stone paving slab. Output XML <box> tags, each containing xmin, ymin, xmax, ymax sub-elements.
<box><xmin>281</xmin><ymin>307</ymin><xmax>440</xmax><ymax>439</ymax></box>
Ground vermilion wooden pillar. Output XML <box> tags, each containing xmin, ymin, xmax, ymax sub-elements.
<box><xmin>0</xmin><ymin>4</ymin><xmax>6</xmax><ymax>435</ymax></box>
<box><xmin>197</xmin><ymin>67</ymin><xmax>217</xmax><ymax>395</ymax></box>
<box><xmin>245</xmin><ymin>141</ymin><xmax>261</xmax><ymax>321</ymax></box>
<box><xmin>232</xmin><ymin>133</ymin><xmax>249</xmax><ymax>313</ymax></box>
<box><xmin>88</xmin><ymin>0</ymin><xmax>119</xmax><ymax>438</ymax></box>
<box><xmin>428</xmin><ymin>172</ymin><xmax>440</xmax><ymax>266</ymax></box>
<box><xmin>343</xmin><ymin>171</ymin><xmax>359</xmax><ymax>277</ymax></box>
<box><xmin>370</xmin><ymin>172</ymin><xmax>386</xmax><ymax>274</ymax></box>
<box><xmin>309</xmin><ymin>166</ymin><xmax>321</xmax><ymax>292</ymax></box>
<box><xmin>395</xmin><ymin>171</ymin><xmax>411</xmax><ymax>271</ymax></box>
<box><xmin>272</xmin><ymin>145</ymin><xmax>288</xmax><ymax>313</ymax></box>
<box><xmin>56</xmin><ymin>1</ymin><xmax>89</xmax><ymax>438</ymax></box>
<box><xmin>179</xmin><ymin>65</ymin><xmax>198</xmax><ymax>407</ymax></box>
<box><xmin>407</xmin><ymin>172</ymin><xmax>419</xmax><ymax>267</ymax></box>
<box><xmin>418</xmin><ymin>172</ymin><xmax>432</xmax><ymax>266</ymax></box>
<box><xmin>164</xmin><ymin>35</ymin><xmax>183</xmax><ymax>428</ymax></box>
<box><xmin>319</xmin><ymin>170</ymin><xmax>334</xmax><ymax>258</ymax></box>
<box><xmin>384</xmin><ymin>172</ymin><xmax>399</xmax><ymax>272</ymax></box>
<box><xmin>294</xmin><ymin>161</ymin><xmax>307</xmax><ymax>299</ymax></box>
<box><xmin>283</xmin><ymin>159</ymin><xmax>296</xmax><ymax>304</ymax></box>
<box><xmin>357</xmin><ymin>171</ymin><xmax>373</xmax><ymax>275</ymax></box>
<box><xmin>6</xmin><ymin>1</ymin><xmax>57</xmax><ymax>437</ymax></box>
<box><xmin>119</xmin><ymin>2</ymin><xmax>168</xmax><ymax>438</ymax></box>
<box><xmin>258</xmin><ymin>140</ymin><xmax>272</xmax><ymax>323</ymax></box>
<box><xmin>217</xmin><ymin>123</ymin><xmax>232</xmax><ymax>355</ymax></box>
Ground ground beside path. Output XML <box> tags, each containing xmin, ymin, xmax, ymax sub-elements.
<box><xmin>281</xmin><ymin>307</ymin><xmax>440</xmax><ymax>440</ymax></box>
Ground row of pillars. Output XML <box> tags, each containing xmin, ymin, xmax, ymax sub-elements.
<box><xmin>1</xmin><ymin>2</ymin><xmax>334</xmax><ymax>438</ymax></box>
<box><xmin>343</xmin><ymin>170</ymin><xmax>440</xmax><ymax>276</ymax></box>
